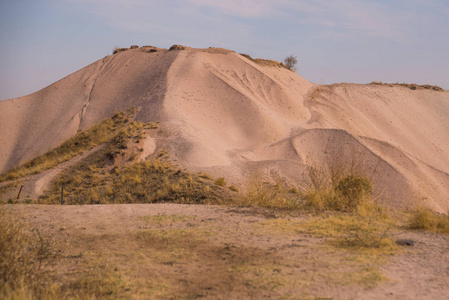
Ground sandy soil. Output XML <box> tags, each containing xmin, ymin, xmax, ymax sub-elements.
<box><xmin>6</xmin><ymin>204</ymin><xmax>449</xmax><ymax>299</ymax></box>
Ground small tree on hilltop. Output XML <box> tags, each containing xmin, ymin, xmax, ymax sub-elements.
<box><xmin>284</xmin><ymin>54</ymin><xmax>298</xmax><ymax>71</ymax></box>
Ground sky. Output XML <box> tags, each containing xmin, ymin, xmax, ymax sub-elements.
<box><xmin>0</xmin><ymin>0</ymin><xmax>448</xmax><ymax>100</ymax></box>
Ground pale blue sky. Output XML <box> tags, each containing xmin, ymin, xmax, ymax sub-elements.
<box><xmin>1</xmin><ymin>0</ymin><xmax>448</xmax><ymax>100</ymax></box>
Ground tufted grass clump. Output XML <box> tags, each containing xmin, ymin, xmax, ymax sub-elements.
<box><xmin>409</xmin><ymin>208</ymin><xmax>449</xmax><ymax>234</ymax></box>
<box><xmin>303</xmin><ymin>160</ymin><xmax>374</xmax><ymax>213</ymax></box>
<box><xmin>233</xmin><ymin>175</ymin><xmax>301</xmax><ymax>210</ymax></box>
<box><xmin>214</xmin><ymin>177</ymin><xmax>226</xmax><ymax>187</ymax></box>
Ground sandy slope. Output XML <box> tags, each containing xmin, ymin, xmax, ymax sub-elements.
<box><xmin>0</xmin><ymin>46</ymin><xmax>448</xmax><ymax>212</ymax></box>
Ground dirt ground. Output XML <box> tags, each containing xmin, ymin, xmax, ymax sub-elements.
<box><xmin>6</xmin><ymin>204</ymin><xmax>449</xmax><ymax>299</ymax></box>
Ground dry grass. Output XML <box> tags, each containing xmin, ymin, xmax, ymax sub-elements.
<box><xmin>1</xmin><ymin>109</ymin><xmax>230</xmax><ymax>206</ymax></box>
<box><xmin>0</xmin><ymin>111</ymin><xmax>136</xmax><ymax>182</ymax></box>
<box><xmin>229</xmin><ymin>185</ymin><xmax>239</xmax><ymax>192</ymax></box>
<box><xmin>233</xmin><ymin>158</ymin><xmax>397</xmax><ymax>254</ymax></box>
<box><xmin>113</xmin><ymin>47</ymin><xmax>129</xmax><ymax>54</ymax></box>
<box><xmin>38</xmin><ymin>126</ymin><xmax>230</xmax><ymax>205</ymax></box>
<box><xmin>214</xmin><ymin>177</ymin><xmax>226</xmax><ymax>187</ymax></box>
<box><xmin>40</xmin><ymin>157</ymin><xmax>230</xmax><ymax>205</ymax></box>
<box><xmin>302</xmin><ymin>159</ymin><xmax>374</xmax><ymax>213</ymax></box>
<box><xmin>239</xmin><ymin>53</ymin><xmax>292</xmax><ymax>70</ymax></box>
<box><xmin>0</xmin><ymin>208</ymin><xmax>60</xmax><ymax>299</ymax></box>
<box><xmin>409</xmin><ymin>208</ymin><xmax>449</xmax><ymax>234</ymax></box>
<box><xmin>370</xmin><ymin>81</ymin><xmax>444</xmax><ymax>91</ymax></box>
<box><xmin>232</xmin><ymin>175</ymin><xmax>301</xmax><ymax>210</ymax></box>
<box><xmin>199</xmin><ymin>173</ymin><xmax>212</xmax><ymax>180</ymax></box>
<box><xmin>233</xmin><ymin>158</ymin><xmax>375</xmax><ymax>213</ymax></box>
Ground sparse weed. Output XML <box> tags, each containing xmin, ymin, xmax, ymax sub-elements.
<box><xmin>214</xmin><ymin>177</ymin><xmax>226</xmax><ymax>187</ymax></box>
<box><xmin>229</xmin><ymin>185</ymin><xmax>239</xmax><ymax>192</ymax></box>
<box><xmin>234</xmin><ymin>175</ymin><xmax>301</xmax><ymax>210</ymax></box>
<box><xmin>199</xmin><ymin>173</ymin><xmax>212</xmax><ymax>180</ymax></box>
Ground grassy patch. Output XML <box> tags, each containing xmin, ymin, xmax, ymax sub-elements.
<box><xmin>255</xmin><ymin>209</ymin><xmax>397</xmax><ymax>289</ymax></box>
<box><xmin>0</xmin><ymin>208</ymin><xmax>61</xmax><ymax>299</ymax></box>
<box><xmin>259</xmin><ymin>201</ymin><xmax>397</xmax><ymax>253</ymax></box>
<box><xmin>0</xmin><ymin>111</ymin><xmax>139</xmax><ymax>182</ymax></box>
<box><xmin>232</xmin><ymin>175</ymin><xmax>301</xmax><ymax>210</ymax></box>
<box><xmin>40</xmin><ymin>157</ymin><xmax>229</xmax><ymax>205</ymax></box>
<box><xmin>214</xmin><ymin>177</ymin><xmax>226</xmax><ymax>187</ymax></box>
<box><xmin>67</xmin><ymin>261</ymin><xmax>126</xmax><ymax>298</ymax></box>
<box><xmin>199</xmin><ymin>173</ymin><xmax>212</xmax><ymax>180</ymax></box>
<box><xmin>409</xmin><ymin>208</ymin><xmax>449</xmax><ymax>234</ymax></box>
<box><xmin>12</xmin><ymin>110</ymin><xmax>232</xmax><ymax>205</ymax></box>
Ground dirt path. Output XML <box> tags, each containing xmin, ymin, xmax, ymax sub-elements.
<box><xmin>0</xmin><ymin>145</ymin><xmax>105</xmax><ymax>201</ymax></box>
<box><xmin>6</xmin><ymin>204</ymin><xmax>449</xmax><ymax>299</ymax></box>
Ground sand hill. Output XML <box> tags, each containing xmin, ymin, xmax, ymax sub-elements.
<box><xmin>0</xmin><ymin>46</ymin><xmax>448</xmax><ymax>212</ymax></box>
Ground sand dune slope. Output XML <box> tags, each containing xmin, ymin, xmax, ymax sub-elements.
<box><xmin>0</xmin><ymin>46</ymin><xmax>448</xmax><ymax>212</ymax></box>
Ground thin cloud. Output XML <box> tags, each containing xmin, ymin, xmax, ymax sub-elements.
<box><xmin>67</xmin><ymin>0</ymin><xmax>449</xmax><ymax>42</ymax></box>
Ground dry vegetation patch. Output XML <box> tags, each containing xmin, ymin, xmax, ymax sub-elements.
<box><xmin>0</xmin><ymin>208</ymin><xmax>60</xmax><ymax>299</ymax></box>
<box><xmin>239</xmin><ymin>53</ymin><xmax>292</xmax><ymax>70</ymax></box>
<box><xmin>409</xmin><ymin>208</ymin><xmax>449</xmax><ymax>234</ymax></box>
<box><xmin>370</xmin><ymin>81</ymin><xmax>444</xmax><ymax>91</ymax></box>
<box><xmin>0</xmin><ymin>111</ymin><xmax>135</xmax><ymax>182</ymax></box>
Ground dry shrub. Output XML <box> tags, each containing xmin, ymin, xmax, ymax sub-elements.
<box><xmin>303</xmin><ymin>159</ymin><xmax>373</xmax><ymax>212</ymax></box>
<box><xmin>234</xmin><ymin>175</ymin><xmax>301</xmax><ymax>210</ymax></box>
<box><xmin>299</xmin><ymin>158</ymin><xmax>395</xmax><ymax>249</ymax></box>
<box><xmin>409</xmin><ymin>208</ymin><xmax>449</xmax><ymax>234</ymax></box>
<box><xmin>113</xmin><ymin>47</ymin><xmax>129</xmax><ymax>54</ymax></box>
<box><xmin>0</xmin><ymin>208</ymin><xmax>58</xmax><ymax>299</ymax></box>
<box><xmin>214</xmin><ymin>177</ymin><xmax>226</xmax><ymax>187</ymax></box>
<box><xmin>283</xmin><ymin>54</ymin><xmax>297</xmax><ymax>70</ymax></box>
<box><xmin>338</xmin><ymin>201</ymin><xmax>394</xmax><ymax>249</ymax></box>
<box><xmin>169</xmin><ymin>44</ymin><xmax>186</xmax><ymax>50</ymax></box>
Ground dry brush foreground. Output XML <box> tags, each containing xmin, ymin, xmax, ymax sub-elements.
<box><xmin>2</xmin><ymin>204</ymin><xmax>449</xmax><ymax>300</ymax></box>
